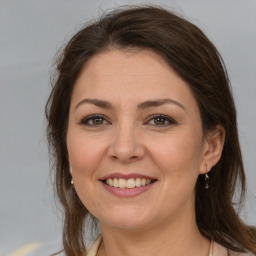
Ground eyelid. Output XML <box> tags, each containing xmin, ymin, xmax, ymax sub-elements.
<box><xmin>79</xmin><ymin>114</ymin><xmax>111</xmax><ymax>126</ymax></box>
<box><xmin>144</xmin><ymin>114</ymin><xmax>177</xmax><ymax>126</ymax></box>
<box><xmin>79</xmin><ymin>113</ymin><xmax>176</xmax><ymax>127</ymax></box>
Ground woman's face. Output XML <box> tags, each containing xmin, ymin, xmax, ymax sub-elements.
<box><xmin>67</xmin><ymin>49</ymin><xmax>209</xmax><ymax>231</ymax></box>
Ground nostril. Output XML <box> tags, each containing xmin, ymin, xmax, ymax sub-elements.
<box><xmin>107</xmin><ymin>133</ymin><xmax>146</xmax><ymax>162</ymax></box>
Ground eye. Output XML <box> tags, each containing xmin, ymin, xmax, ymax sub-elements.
<box><xmin>146</xmin><ymin>114</ymin><xmax>176</xmax><ymax>127</ymax></box>
<box><xmin>80</xmin><ymin>114</ymin><xmax>110</xmax><ymax>126</ymax></box>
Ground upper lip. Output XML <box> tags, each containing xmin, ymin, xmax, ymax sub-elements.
<box><xmin>100</xmin><ymin>173</ymin><xmax>157</xmax><ymax>181</ymax></box>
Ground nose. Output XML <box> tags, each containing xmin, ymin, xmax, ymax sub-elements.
<box><xmin>107</xmin><ymin>124</ymin><xmax>146</xmax><ymax>163</ymax></box>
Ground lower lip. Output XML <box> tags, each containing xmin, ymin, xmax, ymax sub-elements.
<box><xmin>101</xmin><ymin>182</ymin><xmax>156</xmax><ymax>197</ymax></box>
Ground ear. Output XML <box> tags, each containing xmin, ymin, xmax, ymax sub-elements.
<box><xmin>199</xmin><ymin>125</ymin><xmax>225</xmax><ymax>174</ymax></box>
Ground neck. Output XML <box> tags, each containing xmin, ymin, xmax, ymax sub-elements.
<box><xmin>97</xmin><ymin>213</ymin><xmax>210</xmax><ymax>256</ymax></box>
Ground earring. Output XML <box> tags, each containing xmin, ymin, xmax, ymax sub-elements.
<box><xmin>203</xmin><ymin>161</ymin><xmax>211</xmax><ymax>189</ymax></box>
<box><xmin>70</xmin><ymin>166</ymin><xmax>74</xmax><ymax>185</ymax></box>
<box><xmin>204</xmin><ymin>173</ymin><xmax>209</xmax><ymax>189</ymax></box>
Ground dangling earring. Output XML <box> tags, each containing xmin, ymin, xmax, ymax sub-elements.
<box><xmin>204</xmin><ymin>173</ymin><xmax>209</xmax><ymax>189</ymax></box>
<box><xmin>203</xmin><ymin>161</ymin><xmax>211</xmax><ymax>189</ymax></box>
<box><xmin>69</xmin><ymin>166</ymin><xmax>74</xmax><ymax>185</ymax></box>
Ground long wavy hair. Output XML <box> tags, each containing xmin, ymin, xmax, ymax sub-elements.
<box><xmin>45</xmin><ymin>5</ymin><xmax>256</xmax><ymax>256</ymax></box>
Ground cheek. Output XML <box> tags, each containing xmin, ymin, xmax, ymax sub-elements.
<box><xmin>148</xmin><ymin>131</ymin><xmax>203</xmax><ymax>199</ymax></box>
<box><xmin>150</xmin><ymin>134</ymin><xmax>202</xmax><ymax>212</ymax></box>
<box><xmin>67</xmin><ymin>129</ymin><xmax>104</xmax><ymax>175</ymax></box>
<box><xmin>149</xmin><ymin>131</ymin><xmax>203</xmax><ymax>175</ymax></box>
<box><xmin>66</xmin><ymin>130</ymin><xmax>104</xmax><ymax>212</ymax></box>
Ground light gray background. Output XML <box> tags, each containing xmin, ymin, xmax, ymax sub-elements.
<box><xmin>1</xmin><ymin>0</ymin><xmax>255</xmax><ymax>255</ymax></box>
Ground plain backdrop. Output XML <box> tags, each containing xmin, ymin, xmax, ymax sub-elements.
<box><xmin>1</xmin><ymin>0</ymin><xmax>255</xmax><ymax>255</ymax></box>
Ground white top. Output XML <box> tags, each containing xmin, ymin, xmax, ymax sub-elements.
<box><xmin>86</xmin><ymin>235</ymin><xmax>253</xmax><ymax>256</ymax></box>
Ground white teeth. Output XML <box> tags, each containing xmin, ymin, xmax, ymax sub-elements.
<box><xmin>105</xmin><ymin>178</ymin><xmax>154</xmax><ymax>188</ymax></box>
<box><xmin>127</xmin><ymin>178</ymin><xmax>135</xmax><ymax>188</ymax></box>
<box><xmin>118</xmin><ymin>178</ymin><xmax>126</xmax><ymax>188</ymax></box>
<box><xmin>135</xmin><ymin>178</ymin><xmax>142</xmax><ymax>187</ymax></box>
<box><xmin>113</xmin><ymin>178</ymin><xmax>119</xmax><ymax>188</ymax></box>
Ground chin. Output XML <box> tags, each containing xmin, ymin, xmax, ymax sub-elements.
<box><xmin>99</xmin><ymin>208</ymin><xmax>155</xmax><ymax>230</ymax></box>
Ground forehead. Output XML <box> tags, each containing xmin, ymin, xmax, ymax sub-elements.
<box><xmin>71</xmin><ymin>49</ymin><xmax>198</xmax><ymax>110</ymax></box>
<box><xmin>80</xmin><ymin>49</ymin><xmax>172</xmax><ymax>84</ymax></box>
<box><xmin>85</xmin><ymin>48</ymin><xmax>169</xmax><ymax>73</ymax></box>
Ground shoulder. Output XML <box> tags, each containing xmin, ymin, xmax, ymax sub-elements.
<box><xmin>213</xmin><ymin>241</ymin><xmax>254</xmax><ymax>256</ymax></box>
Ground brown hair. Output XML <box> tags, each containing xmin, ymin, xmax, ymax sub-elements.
<box><xmin>45</xmin><ymin>5</ymin><xmax>256</xmax><ymax>255</ymax></box>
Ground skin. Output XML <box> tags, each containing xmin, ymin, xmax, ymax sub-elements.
<box><xmin>67</xmin><ymin>49</ymin><xmax>225</xmax><ymax>256</ymax></box>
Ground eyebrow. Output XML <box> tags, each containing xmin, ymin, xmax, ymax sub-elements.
<box><xmin>137</xmin><ymin>98</ymin><xmax>185</xmax><ymax>111</ymax></box>
<box><xmin>74</xmin><ymin>98</ymin><xmax>185</xmax><ymax>111</ymax></box>
<box><xmin>75</xmin><ymin>99</ymin><xmax>112</xmax><ymax>110</ymax></box>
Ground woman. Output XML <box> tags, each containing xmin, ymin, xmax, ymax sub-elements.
<box><xmin>46</xmin><ymin>5</ymin><xmax>256</xmax><ymax>256</ymax></box>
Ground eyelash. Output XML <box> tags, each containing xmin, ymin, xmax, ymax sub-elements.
<box><xmin>145</xmin><ymin>114</ymin><xmax>177</xmax><ymax>127</ymax></box>
<box><xmin>80</xmin><ymin>114</ymin><xmax>109</xmax><ymax>126</ymax></box>
<box><xmin>79</xmin><ymin>114</ymin><xmax>176</xmax><ymax>127</ymax></box>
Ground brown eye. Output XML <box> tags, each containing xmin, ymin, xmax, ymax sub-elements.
<box><xmin>153</xmin><ymin>117</ymin><xmax>166</xmax><ymax>126</ymax></box>
<box><xmin>146</xmin><ymin>114</ymin><xmax>176</xmax><ymax>127</ymax></box>
<box><xmin>92</xmin><ymin>117</ymin><xmax>104</xmax><ymax>125</ymax></box>
<box><xmin>80</xmin><ymin>115</ymin><xmax>110</xmax><ymax>126</ymax></box>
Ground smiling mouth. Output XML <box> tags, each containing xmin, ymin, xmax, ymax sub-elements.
<box><xmin>102</xmin><ymin>178</ymin><xmax>157</xmax><ymax>189</ymax></box>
